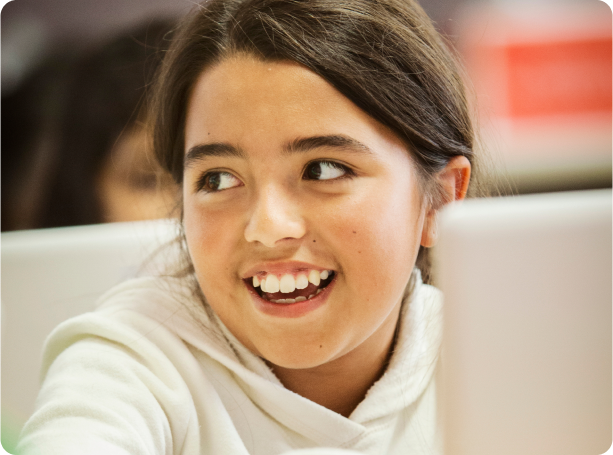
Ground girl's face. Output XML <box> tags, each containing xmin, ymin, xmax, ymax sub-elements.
<box><xmin>183</xmin><ymin>55</ymin><xmax>431</xmax><ymax>369</ymax></box>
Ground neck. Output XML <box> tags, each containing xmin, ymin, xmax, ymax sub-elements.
<box><xmin>269</xmin><ymin>301</ymin><xmax>402</xmax><ymax>418</ymax></box>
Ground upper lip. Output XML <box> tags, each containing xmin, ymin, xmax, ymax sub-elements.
<box><xmin>241</xmin><ymin>261</ymin><xmax>332</xmax><ymax>279</ymax></box>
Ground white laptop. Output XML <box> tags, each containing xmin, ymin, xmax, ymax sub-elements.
<box><xmin>1</xmin><ymin>219</ymin><xmax>179</xmax><ymax>449</ymax></box>
<box><xmin>435</xmin><ymin>189</ymin><xmax>611</xmax><ymax>455</ymax></box>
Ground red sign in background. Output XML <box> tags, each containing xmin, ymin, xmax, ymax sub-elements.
<box><xmin>505</xmin><ymin>37</ymin><xmax>612</xmax><ymax>117</ymax></box>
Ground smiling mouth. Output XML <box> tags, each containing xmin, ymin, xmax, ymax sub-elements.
<box><xmin>246</xmin><ymin>270</ymin><xmax>336</xmax><ymax>304</ymax></box>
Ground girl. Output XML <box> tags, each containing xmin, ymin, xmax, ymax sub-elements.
<box><xmin>17</xmin><ymin>0</ymin><xmax>473</xmax><ymax>453</ymax></box>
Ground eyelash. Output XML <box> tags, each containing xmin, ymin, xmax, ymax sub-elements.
<box><xmin>196</xmin><ymin>160</ymin><xmax>355</xmax><ymax>193</ymax></box>
<box><xmin>195</xmin><ymin>171</ymin><xmax>240</xmax><ymax>193</ymax></box>
<box><xmin>302</xmin><ymin>160</ymin><xmax>356</xmax><ymax>181</ymax></box>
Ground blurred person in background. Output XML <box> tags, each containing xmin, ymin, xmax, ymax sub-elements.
<box><xmin>2</xmin><ymin>19</ymin><xmax>178</xmax><ymax>231</ymax></box>
<box><xmin>1</xmin><ymin>49</ymin><xmax>77</xmax><ymax>231</ymax></box>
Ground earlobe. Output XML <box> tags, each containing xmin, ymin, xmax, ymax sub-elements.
<box><xmin>421</xmin><ymin>210</ymin><xmax>437</xmax><ymax>248</ymax></box>
<box><xmin>420</xmin><ymin>156</ymin><xmax>471</xmax><ymax>248</ymax></box>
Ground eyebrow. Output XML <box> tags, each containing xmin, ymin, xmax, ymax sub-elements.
<box><xmin>184</xmin><ymin>134</ymin><xmax>372</xmax><ymax>168</ymax></box>
<box><xmin>283</xmin><ymin>135</ymin><xmax>373</xmax><ymax>155</ymax></box>
<box><xmin>184</xmin><ymin>143</ymin><xmax>246</xmax><ymax>168</ymax></box>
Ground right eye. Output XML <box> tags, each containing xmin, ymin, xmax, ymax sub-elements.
<box><xmin>198</xmin><ymin>171</ymin><xmax>243</xmax><ymax>193</ymax></box>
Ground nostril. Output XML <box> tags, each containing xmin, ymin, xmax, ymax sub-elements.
<box><xmin>244</xmin><ymin>192</ymin><xmax>307</xmax><ymax>246</ymax></box>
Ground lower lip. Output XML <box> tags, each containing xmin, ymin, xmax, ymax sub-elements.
<box><xmin>248</xmin><ymin>276</ymin><xmax>336</xmax><ymax>318</ymax></box>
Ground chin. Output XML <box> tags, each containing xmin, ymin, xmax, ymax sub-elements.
<box><xmin>257</xmin><ymin>333</ymin><xmax>344</xmax><ymax>370</ymax></box>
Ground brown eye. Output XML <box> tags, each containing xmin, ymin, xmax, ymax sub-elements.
<box><xmin>303</xmin><ymin>161</ymin><xmax>351</xmax><ymax>180</ymax></box>
<box><xmin>200</xmin><ymin>171</ymin><xmax>242</xmax><ymax>192</ymax></box>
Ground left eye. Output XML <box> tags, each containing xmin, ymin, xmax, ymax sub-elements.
<box><xmin>199</xmin><ymin>171</ymin><xmax>243</xmax><ymax>192</ymax></box>
<box><xmin>303</xmin><ymin>161</ymin><xmax>352</xmax><ymax>180</ymax></box>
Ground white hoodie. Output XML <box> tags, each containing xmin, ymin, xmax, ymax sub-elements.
<box><xmin>17</xmin><ymin>271</ymin><xmax>442</xmax><ymax>455</ymax></box>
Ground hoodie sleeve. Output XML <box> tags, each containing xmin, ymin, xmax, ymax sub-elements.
<box><xmin>15</xmin><ymin>307</ymin><xmax>200</xmax><ymax>455</ymax></box>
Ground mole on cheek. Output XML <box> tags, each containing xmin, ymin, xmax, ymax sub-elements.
<box><xmin>352</xmin><ymin>231</ymin><xmax>356</xmax><ymax>234</ymax></box>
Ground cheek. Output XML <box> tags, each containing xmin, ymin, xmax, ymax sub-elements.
<box><xmin>183</xmin><ymin>199</ymin><xmax>242</xmax><ymax>284</ymax></box>
<box><xmin>318</xmin><ymin>180</ymin><xmax>422</xmax><ymax>294</ymax></box>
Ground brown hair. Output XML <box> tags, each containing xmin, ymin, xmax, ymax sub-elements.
<box><xmin>150</xmin><ymin>0</ymin><xmax>476</xmax><ymax>282</ymax></box>
<box><xmin>9</xmin><ymin>20</ymin><xmax>175</xmax><ymax>231</ymax></box>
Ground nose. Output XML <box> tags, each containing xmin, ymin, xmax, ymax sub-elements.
<box><xmin>244</xmin><ymin>186</ymin><xmax>306</xmax><ymax>247</ymax></box>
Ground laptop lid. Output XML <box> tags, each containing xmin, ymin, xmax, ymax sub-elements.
<box><xmin>1</xmin><ymin>219</ymin><xmax>179</xmax><ymax>444</ymax></box>
<box><xmin>435</xmin><ymin>189</ymin><xmax>611</xmax><ymax>455</ymax></box>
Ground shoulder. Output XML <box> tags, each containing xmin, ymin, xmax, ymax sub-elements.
<box><xmin>40</xmin><ymin>276</ymin><xmax>217</xmax><ymax>378</ymax></box>
<box><xmin>19</xmin><ymin>276</ymin><xmax>206</xmax><ymax>454</ymax></box>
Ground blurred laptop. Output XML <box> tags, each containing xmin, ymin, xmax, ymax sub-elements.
<box><xmin>1</xmin><ymin>219</ymin><xmax>179</xmax><ymax>447</ymax></box>
<box><xmin>435</xmin><ymin>189</ymin><xmax>611</xmax><ymax>455</ymax></box>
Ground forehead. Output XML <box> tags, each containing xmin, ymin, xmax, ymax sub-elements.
<box><xmin>193</xmin><ymin>55</ymin><xmax>326</xmax><ymax>105</ymax></box>
<box><xmin>183</xmin><ymin>54</ymin><xmax>407</xmax><ymax>156</ymax></box>
<box><xmin>187</xmin><ymin>55</ymin><xmax>338</xmax><ymax>115</ymax></box>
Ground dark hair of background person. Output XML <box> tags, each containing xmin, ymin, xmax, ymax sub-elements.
<box><xmin>2</xmin><ymin>19</ymin><xmax>175</xmax><ymax>231</ymax></box>
<box><xmin>150</xmin><ymin>0</ymin><xmax>484</xmax><ymax>283</ymax></box>
<box><xmin>1</xmin><ymin>51</ymin><xmax>76</xmax><ymax>231</ymax></box>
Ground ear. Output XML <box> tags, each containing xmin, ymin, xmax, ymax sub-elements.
<box><xmin>421</xmin><ymin>156</ymin><xmax>471</xmax><ymax>247</ymax></box>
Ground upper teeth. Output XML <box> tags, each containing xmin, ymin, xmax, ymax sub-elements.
<box><xmin>254</xmin><ymin>270</ymin><xmax>332</xmax><ymax>293</ymax></box>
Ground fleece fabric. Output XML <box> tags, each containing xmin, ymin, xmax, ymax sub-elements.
<box><xmin>16</xmin><ymin>271</ymin><xmax>442</xmax><ymax>455</ymax></box>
